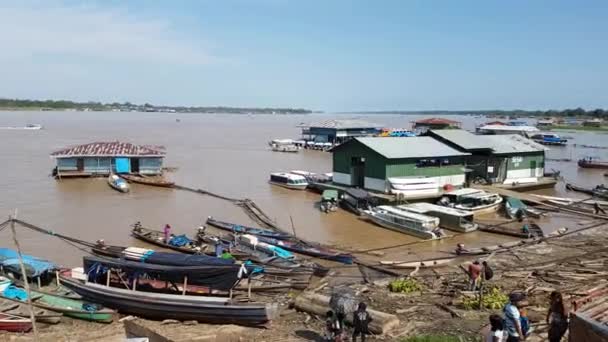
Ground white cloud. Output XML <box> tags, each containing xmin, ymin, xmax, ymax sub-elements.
<box><xmin>0</xmin><ymin>3</ymin><xmax>216</xmax><ymax>65</ymax></box>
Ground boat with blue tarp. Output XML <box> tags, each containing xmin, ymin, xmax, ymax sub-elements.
<box><xmin>255</xmin><ymin>237</ymin><xmax>353</xmax><ymax>264</ymax></box>
<box><xmin>206</xmin><ymin>217</ymin><xmax>292</xmax><ymax>240</ymax></box>
<box><xmin>529</xmin><ymin>133</ymin><xmax>567</xmax><ymax>146</ymax></box>
<box><xmin>0</xmin><ymin>248</ymin><xmax>58</xmax><ymax>279</ymax></box>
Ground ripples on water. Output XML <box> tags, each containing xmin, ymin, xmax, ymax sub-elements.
<box><xmin>0</xmin><ymin>111</ymin><xmax>606</xmax><ymax>265</ymax></box>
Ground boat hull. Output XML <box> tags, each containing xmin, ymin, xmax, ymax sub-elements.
<box><xmin>269</xmin><ymin>181</ymin><xmax>308</xmax><ymax>190</ymax></box>
<box><xmin>122</xmin><ymin>174</ymin><xmax>174</xmax><ymax>188</ymax></box>
<box><xmin>362</xmin><ymin>211</ymin><xmax>437</xmax><ymax>239</ymax></box>
<box><xmin>0</xmin><ymin>315</ymin><xmax>32</xmax><ymax>332</ymax></box>
<box><xmin>59</xmin><ymin>277</ymin><xmax>275</xmax><ymax>326</ymax></box>
<box><xmin>578</xmin><ymin>160</ymin><xmax>608</xmax><ymax>169</ymax></box>
<box><xmin>205</xmin><ymin>218</ymin><xmax>292</xmax><ymax>240</ymax></box>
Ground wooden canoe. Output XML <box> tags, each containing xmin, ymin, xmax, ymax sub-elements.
<box><xmin>131</xmin><ymin>226</ymin><xmax>204</xmax><ymax>254</ymax></box>
<box><xmin>380</xmin><ymin>257</ymin><xmax>454</xmax><ymax>268</ymax></box>
<box><xmin>0</xmin><ymin>313</ymin><xmax>32</xmax><ymax>332</ymax></box>
<box><xmin>122</xmin><ymin>174</ymin><xmax>174</xmax><ymax>188</ymax></box>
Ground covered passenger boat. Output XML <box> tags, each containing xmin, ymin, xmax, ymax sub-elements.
<box><xmin>58</xmin><ymin>270</ymin><xmax>277</xmax><ymax>326</ymax></box>
<box><xmin>397</xmin><ymin>202</ymin><xmax>477</xmax><ymax>233</ymax></box>
<box><xmin>361</xmin><ymin>206</ymin><xmax>442</xmax><ymax>239</ymax></box>
<box><xmin>83</xmin><ymin>256</ymin><xmax>247</xmax><ymax>291</ymax></box>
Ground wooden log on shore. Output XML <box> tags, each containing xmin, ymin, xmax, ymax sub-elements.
<box><xmin>294</xmin><ymin>292</ymin><xmax>400</xmax><ymax>335</ymax></box>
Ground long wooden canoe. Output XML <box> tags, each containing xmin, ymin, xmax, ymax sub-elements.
<box><xmin>122</xmin><ymin>174</ymin><xmax>174</xmax><ymax>188</ymax></box>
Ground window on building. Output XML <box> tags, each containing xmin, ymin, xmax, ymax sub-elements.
<box><xmin>416</xmin><ymin>159</ymin><xmax>451</xmax><ymax>168</ymax></box>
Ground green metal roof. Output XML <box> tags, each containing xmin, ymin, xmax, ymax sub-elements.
<box><xmin>429</xmin><ymin>130</ymin><xmax>494</xmax><ymax>150</ymax></box>
<box><xmin>354</xmin><ymin>137</ymin><xmax>470</xmax><ymax>159</ymax></box>
<box><xmin>482</xmin><ymin>135</ymin><xmax>547</xmax><ymax>154</ymax></box>
<box><xmin>429</xmin><ymin>130</ymin><xmax>546</xmax><ymax>154</ymax></box>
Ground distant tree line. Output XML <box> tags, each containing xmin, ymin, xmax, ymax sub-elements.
<box><xmin>483</xmin><ymin>108</ymin><xmax>607</xmax><ymax>118</ymax></box>
<box><xmin>0</xmin><ymin>98</ymin><xmax>313</xmax><ymax>114</ymax></box>
<box><xmin>354</xmin><ymin>108</ymin><xmax>608</xmax><ymax>118</ymax></box>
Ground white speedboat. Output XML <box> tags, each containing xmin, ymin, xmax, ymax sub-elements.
<box><xmin>108</xmin><ymin>174</ymin><xmax>129</xmax><ymax>193</ymax></box>
<box><xmin>0</xmin><ymin>124</ymin><xmax>43</xmax><ymax>130</ymax></box>
<box><xmin>361</xmin><ymin>205</ymin><xmax>442</xmax><ymax>239</ymax></box>
<box><xmin>271</xmin><ymin>144</ymin><xmax>299</xmax><ymax>153</ymax></box>
<box><xmin>438</xmin><ymin>188</ymin><xmax>502</xmax><ymax>216</ymax></box>
<box><xmin>269</xmin><ymin>172</ymin><xmax>308</xmax><ymax>190</ymax></box>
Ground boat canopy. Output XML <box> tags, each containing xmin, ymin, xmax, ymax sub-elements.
<box><xmin>376</xmin><ymin>206</ymin><xmax>440</xmax><ymax>225</ymax></box>
<box><xmin>398</xmin><ymin>202</ymin><xmax>473</xmax><ymax>218</ymax></box>
<box><xmin>321</xmin><ymin>190</ymin><xmax>339</xmax><ymax>201</ymax></box>
<box><xmin>83</xmin><ymin>256</ymin><xmax>245</xmax><ymax>291</ymax></box>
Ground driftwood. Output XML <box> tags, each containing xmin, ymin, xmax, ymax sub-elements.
<box><xmin>294</xmin><ymin>292</ymin><xmax>400</xmax><ymax>335</ymax></box>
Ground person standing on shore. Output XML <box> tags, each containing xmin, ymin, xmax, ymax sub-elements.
<box><xmin>547</xmin><ymin>291</ymin><xmax>568</xmax><ymax>342</ymax></box>
<box><xmin>352</xmin><ymin>302</ymin><xmax>372</xmax><ymax>342</ymax></box>
<box><xmin>163</xmin><ymin>224</ymin><xmax>171</xmax><ymax>243</ymax></box>
<box><xmin>504</xmin><ymin>292</ymin><xmax>526</xmax><ymax>342</ymax></box>
<box><xmin>594</xmin><ymin>202</ymin><xmax>606</xmax><ymax>215</ymax></box>
<box><xmin>468</xmin><ymin>260</ymin><xmax>482</xmax><ymax>291</ymax></box>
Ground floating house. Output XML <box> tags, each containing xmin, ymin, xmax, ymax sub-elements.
<box><xmin>536</xmin><ymin>119</ymin><xmax>554</xmax><ymax>128</ymax></box>
<box><xmin>583</xmin><ymin>119</ymin><xmax>603</xmax><ymax>127</ymax></box>
<box><xmin>330</xmin><ymin>137</ymin><xmax>469</xmax><ymax>198</ymax></box>
<box><xmin>475</xmin><ymin>124</ymin><xmax>539</xmax><ymax>136</ymax></box>
<box><xmin>412</xmin><ymin>118</ymin><xmax>461</xmax><ymax>132</ymax></box>
<box><xmin>300</xmin><ymin>119</ymin><xmax>382</xmax><ymax>144</ymax></box>
<box><xmin>427</xmin><ymin>130</ymin><xmax>547</xmax><ymax>185</ymax></box>
<box><xmin>51</xmin><ymin>142</ymin><xmax>165</xmax><ymax>177</ymax></box>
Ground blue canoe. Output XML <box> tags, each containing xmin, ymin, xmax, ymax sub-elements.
<box><xmin>206</xmin><ymin>217</ymin><xmax>292</xmax><ymax>240</ymax></box>
<box><xmin>255</xmin><ymin>237</ymin><xmax>353</xmax><ymax>264</ymax></box>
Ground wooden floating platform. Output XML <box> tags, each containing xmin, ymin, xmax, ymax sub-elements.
<box><xmin>481</xmin><ymin>177</ymin><xmax>557</xmax><ymax>192</ymax></box>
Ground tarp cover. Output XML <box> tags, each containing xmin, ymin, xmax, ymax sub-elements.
<box><xmin>0</xmin><ymin>248</ymin><xmax>57</xmax><ymax>278</ymax></box>
<box><xmin>146</xmin><ymin>251</ymin><xmax>235</xmax><ymax>266</ymax></box>
<box><xmin>83</xmin><ymin>256</ymin><xmax>241</xmax><ymax>291</ymax></box>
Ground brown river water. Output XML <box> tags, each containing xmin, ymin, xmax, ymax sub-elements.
<box><xmin>0</xmin><ymin>111</ymin><xmax>607</xmax><ymax>266</ymax></box>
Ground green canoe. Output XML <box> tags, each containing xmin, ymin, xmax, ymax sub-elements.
<box><xmin>30</xmin><ymin>289</ymin><xmax>115</xmax><ymax>323</ymax></box>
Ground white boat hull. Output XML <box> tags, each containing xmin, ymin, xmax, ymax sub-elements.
<box><xmin>269</xmin><ymin>181</ymin><xmax>308</xmax><ymax>190</ymax></box>
<box><xmin>380</xmin><ymin>258</ymin><xmax>454</xmax><ymax>268</ymax></box>
<box><xmin>362</xmin><ymin>211</ymin><xmax>438</xmax><ymax>239</ymax></box>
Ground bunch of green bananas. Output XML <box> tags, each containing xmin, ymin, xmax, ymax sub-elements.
<box><xmin>388</xmin><ymin>278</ymin><xmax>423</xmax><ymax>293</ymax></box>
<box><xmin>460</xmin><ymin>287</ymin><xmax>508</xmax><ymax>310</ymax></box>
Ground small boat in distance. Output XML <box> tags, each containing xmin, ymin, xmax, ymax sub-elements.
<box><xmin>107</xmin><ymin>174</ymin><xmax>129</xmax><ymax>193</ymax></box>
<box><xmin>269</xmin><ymin>172</ymin><xmax>308</xmax><ymax>190</ymax></box>
<box><xmin>529</xmin><ymin>133</ymin><xmax>567</xmax><ymax>146</ymax></box>
<box><xmin>438</xmin><ymin>188</ymin><xmax>503</xmax><ymax>216</ymax></box>
<box><xmin>361</xmin><ymin>206</ymin><xmax>443</xmax><ymax>239</ymax></box>
<box><xmin>0</xmin><ymin>124</ymin><xmax>43</xmax><ymax>130</ymax></box>
<box><xmin>578</xmin><ymin>157</ymin><xmax>608</xmax><ymax>169</ymax></box>
<box><xmin>271</xmin><ymin>144</ymin><xmax>299</xmax><ymax>153</ymax></box>
<box><xmin>566</xmin><ymin>183</ymin><xmax>608</xmax><ymax>200</ymax></box>
<box><xmin>319</xmin><ymin>190</ymin><xmax>338</xmax><ymax>213</ymax></box>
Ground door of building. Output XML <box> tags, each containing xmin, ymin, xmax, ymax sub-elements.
<box><xmin>76</xmin><ymin>158</ymin><xmax>84</xmax><ymax>171</ymax></box>
<box><xmin>530</xmin><ymin>160</ymin><xmax>537</xmax><ymax>177</ymax></box>
<box><xmin>350</xmin><ymin>157</ymin><xmax>365</xmax><ymax>188</ymax></box>
<box><xmin>130</xmin><ymin>158</ymin><xmax>140</xmax><ymax>173</ymax></box>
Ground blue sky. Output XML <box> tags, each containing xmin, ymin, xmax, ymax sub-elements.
<box><xmin>0</xmin><ymin>0</ymin><xmax>607</xmax><ymax>111</ymax></box>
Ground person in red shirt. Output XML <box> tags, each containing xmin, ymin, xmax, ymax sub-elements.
<box><xmin>468</xmin><ymin>260</ymin><xmax>482</xmax><ymax>291</ymax></box>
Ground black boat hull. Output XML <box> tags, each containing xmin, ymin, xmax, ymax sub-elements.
<box><xmin>59</xmin><ymin>276</ymin><xmax>275</xmax><ymax>326</ymax></box>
